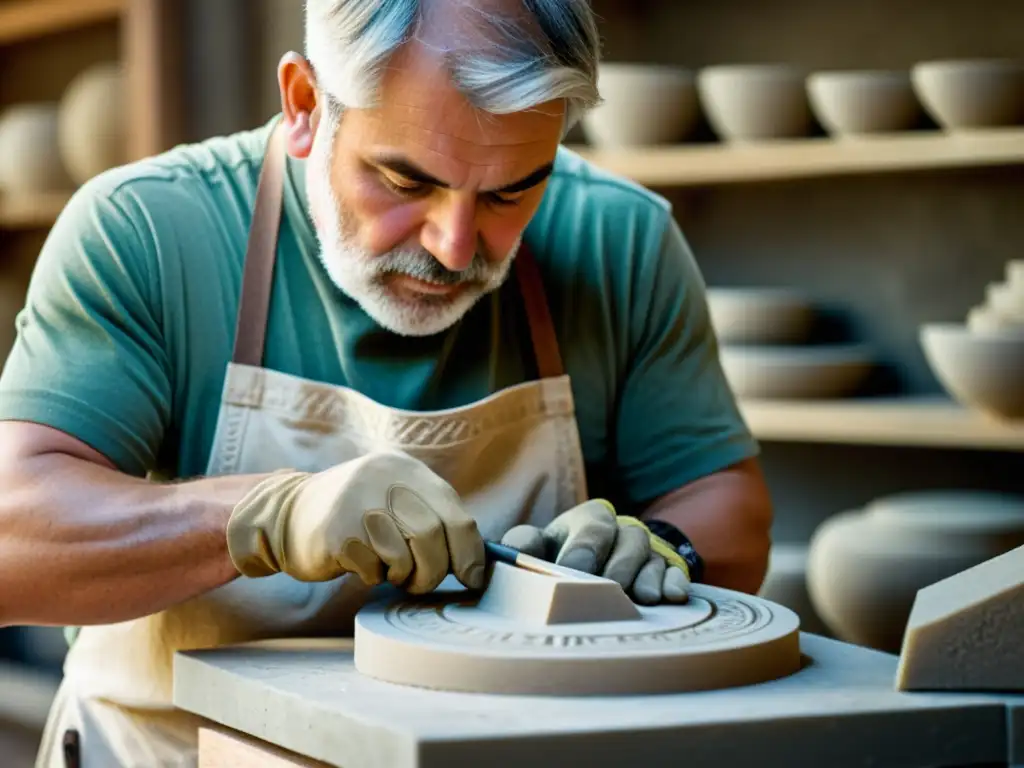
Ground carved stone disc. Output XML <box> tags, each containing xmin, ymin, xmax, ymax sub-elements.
<box><xmin>354</xmin><ymin>577</ymin><xmax>802</xmax><ymax>695</ymax></box>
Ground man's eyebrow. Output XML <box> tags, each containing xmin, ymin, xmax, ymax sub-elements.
<box><xmin>373</xmin><ymin>155</ymin><xmax>555</xmax><ymax>195</ymax></box>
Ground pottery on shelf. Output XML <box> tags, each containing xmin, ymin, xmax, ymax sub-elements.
<box><xmin>581</xmin><ymin>63</ymin><xmax>700</xmax><ymax>148</ymax></box>
<box><xmin>807</xmin><ymin>491</ymin><xmax>1024</xmax><ymax>653</ymax></box>
<box><xmin>911</xmin><ymin>59</ymin><xmax>1024</xmax><ymax>130</ymax></box>
<box><xmin>0</xmin><ymin>103</ymin><xmax>75</xmax><ymax>194</ymax></box>
<box><xmin>706</xmin><ymin>287</ymin><xmax>815</xmax><ymax>345</ymax></box>
<box><xmin>697</xmin><ymin>64</ymin><xmax>812</xmax><ymax>142</ymax></box>
<box><xmin>59</xmin><ymin>62</ymin><xmax>127</xmax><ymax>185</ymax></box>
<box><xmin>806</xmin><ymin>70</ymin><xmax>921</xmax><ymax>137</ymax></box>
<box><xmin>920</xmin><ymin>322</ymin><xmax>1024</xmax><ymax>420</ymax></box>
<box><xmin>719</xmin><ymin>343</ymin><xmax>873</xmax><ymax>400</ymax></box>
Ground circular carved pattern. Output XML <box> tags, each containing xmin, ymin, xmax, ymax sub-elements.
<box><xmin>384</xmin><ymin>594</ymin><xmax>770</xmax><ymax>652</ymax></box>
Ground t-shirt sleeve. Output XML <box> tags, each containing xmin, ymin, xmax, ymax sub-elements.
<box><xmin>614</xmin><ymin>214</ymin><xmax>760</xmax><ymax>507</ymax></box>
<box><xmin>0</xmin><ymin>177</ymin><xmax>171</xmax><ymax>476</ymax></box>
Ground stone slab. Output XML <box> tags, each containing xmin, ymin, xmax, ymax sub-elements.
<box><xmin>173</xmin><ymin>634</ymin><xmax>1014</xmax><ymax>768</ymax></box>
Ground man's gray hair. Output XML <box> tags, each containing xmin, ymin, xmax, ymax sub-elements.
<box><xmin>304</xmin><ymin>0</ymin><xmax>602</xmax><ymax>134</ymax></box>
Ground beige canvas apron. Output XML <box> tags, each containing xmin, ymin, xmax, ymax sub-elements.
<box><xmin>35</xmin><ymin>124</ymin><xmax>588</xmax><ymax>768</ymax></box>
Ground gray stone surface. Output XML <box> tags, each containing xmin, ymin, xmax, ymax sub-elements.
<box><xmin>174</xmin><ymin>633</ymin><xmax>1015</xmax><ymax>768</ymax></box>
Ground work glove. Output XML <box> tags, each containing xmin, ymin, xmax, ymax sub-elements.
<box><xmin>226</xmin><ymin>451</ymin><xmax>486</xmax><ymax>594</ymax></box>
<box><xmin>501</xmin><ymin>500</ymin><xmax>691</xmax><ymax>605</ymax></box>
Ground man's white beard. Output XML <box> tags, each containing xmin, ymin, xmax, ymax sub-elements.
<box><xmin>306</xmin><ymin>125</ymin><xmax>519</xmax><ymax>337</ymax></box>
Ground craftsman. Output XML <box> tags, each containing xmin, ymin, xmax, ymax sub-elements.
<box><xmin>0</xmin><ymin>0</ymin><xmax>771</xmax><ymax>765</ymax></box>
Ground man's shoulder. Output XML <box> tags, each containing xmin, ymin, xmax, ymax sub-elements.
<box><xmin>529</xmin><ymin>146</ymin><xmax>674</xmax><ymax>275</ymax></box>
<box><xmin>542</xmin><ymin>145</ymin><xmax>672</xmax><ymax>225</ymax></box>
<box><xmin>63</xmin><ymin>120</ymin><xmax>274</xmax><ymax>238</ymax></box>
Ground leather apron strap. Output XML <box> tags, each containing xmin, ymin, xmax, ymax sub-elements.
<box><xmin>232</xmin><ymin>122</ymin><xmax>565</xmax><ymax>379</ymax></box>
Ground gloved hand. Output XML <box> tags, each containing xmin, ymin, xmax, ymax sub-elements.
<box><xmin>501</xmin><ymin>500</ymin><xmax>690</xmax><ymax>605</ymax></box>
<box><xmin>225</xmin><ymin>451</ymin><xmax>486</xmax><ymax>593</ymax></box>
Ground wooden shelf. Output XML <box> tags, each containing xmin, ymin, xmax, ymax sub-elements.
<box><xmin>0</xmin><ymin>0</ymin><xmax>123</xmax><ymax>47</ymax></box>
<box><xmin>0</xmin><ymin>192</ymin><xmax>71</xmax><ymax>230</ymax></box>
<box><xmin>739</xmin><ymin>396</ymin><xmax>1024</xmax><ymax>451</ymax></box>
<box><xmin>566</xmin><ymin>128</ymin><xmax>1024</xmax><ymax>187</ymax></box>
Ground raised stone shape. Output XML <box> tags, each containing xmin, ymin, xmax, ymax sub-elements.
<box><xmin>896</xmin><ymin>544</ymin><xmax>1024</xmax><ymax>691</ymax></box>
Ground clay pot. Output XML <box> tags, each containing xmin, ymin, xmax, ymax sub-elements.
<box><xmin>807</xmin><ymin>491</ymin><xmax>1024</xmax><ymax>653</ymax></box>
<box><xmin>911</xmin><ymin>59</ymin><xmax>1024</xmax><ymax>130</ymax></box>
<box><xmin>807</xmin><ymin>70</ymin><xmax>921</xmax><ymax>137</ymax></box>
<box><xmin>920</xmin><ymin>322</ymin><xmax>1024</xmax><ymax>420</ymax></box>
<box><xmin>0</xmin><ymin>103</ymin><xmax>74</xmax><ymax>194</ymax></box>
<box><xmin>58</xmin><ymin>62</ymin><xmax>127</xmax><ymax>185</ymax></box>
<box><xmin>582</xmin><ymin>64</ymin><xmax>700</xmax><ymax>148</ymax></box>
<box><xmin>719</xmin><ymin>344</ymin><xmax>874</xmax><ymax>399</ymax></box>
<box><xmin>707</xmin><ymin>288</ymin><xmax>815</xmax><ymax>345</ymax></box>
<box><xmin>697</xmin><ymin>64</ymin><xmax>812</xmax><ymax>141</ymax></box>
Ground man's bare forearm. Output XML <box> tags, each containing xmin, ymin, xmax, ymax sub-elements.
<box><xmin>642</xmin><ymin>458</ymin><xmax>773</xmax><ymax>594</ymax></box>
<box><xmin>0</xmin><ymin>446</ymin><xmax>265</xmax><ymax>628</ymax></box>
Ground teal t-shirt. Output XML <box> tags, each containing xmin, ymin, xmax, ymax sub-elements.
<box><xmin>0</xmin><ymin>118</ymin><xmax>757</xmax><ymax>511</ymax></box>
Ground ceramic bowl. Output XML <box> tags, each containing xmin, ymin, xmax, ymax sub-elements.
<box><xmin>984</xmin><ymin>281</ymin><xmax>1024</xmax><ymax>320</ymax></box>
<box><xmin>0</xmin><ymin>103</ymin><xmax>74</xmax><ymax>194</ymax></box>
<box><xmin>59</xmin><ymin>62</ymin><xmax>126</xmax><ymax>185</ymax></box>
<box><xmin>921</xmin><ymin>322</ymin><xmax>1024</xmax><ymax>419</ymax></box>
<box><xmin>1006</xmin><ymin>259</ymin><xmax>1024</xmax><ymax>291</ymax></box>
<box><xmin>706</xmin><ymin>288</ymin><xmax>815</xmax><ymax>344</ymax></box>
<box><xmin>581</xmin><ymin>64</ymin><xmax>700</xmax><ymax>148</ymax></box>
<box><xmin>697</xmin><ymin>64</ymin><xmax>812</xmax><ymax>141</ymax></box>
<box><xmin>806</xmin><ymin>70</ymin><xmax>921</xmax><ymax>136</ymax></box>
<box><xmin>966</xmin><ymin>305</ymin><xmax>1024</xmax><ymax>335</ymax></box>
<box><xmin>807</xmin><ymin>491</ymin><xmax>1024</xmax><ymax>653</ymax></box>
<box><xmin>719</xmin><ymin>343</ymin><xmax>874</xmax><ymax>399</ymax></box>
<box><xmin>911</xmin><ymin>59</ymin><xmax>1024</xmax><ymax>130</ymax></box>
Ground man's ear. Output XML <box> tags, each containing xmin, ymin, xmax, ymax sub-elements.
<box><xmin>278</xmin><ymin>52</ymin><xmax>321</xmax><ymax>159</ymax></box>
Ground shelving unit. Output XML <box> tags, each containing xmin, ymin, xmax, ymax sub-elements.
<box><xmin>567</xmin><ymin>128</ymin><xmax>1024</xmax><ymax>187</ymax></box>
<box><xmin>739</xmin><ymin>397</ymin><xmax>1024</xmax><ymax>451</ymax></box>
<box><xmin>0</xmin><ymin>0</ymin><xmax>123</xmax><ymax>46</ymax></box>
<box><xmin>0</xmin><ymin>0</ymin><xmax>183</xmax><ymax>233</ymax></box>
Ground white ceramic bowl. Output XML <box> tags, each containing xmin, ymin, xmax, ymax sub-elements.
<box><xmin>0</xmin><ymin>103</ymin><xmax>74</xmax><ymax>194</ymax></box>
<box><xmin>984</xmin><ymin>282</ymin><xmax>1024</xmax><ymax>321</ymax></box>
<box><xmin>920</xmin><ymin>322</ymin><xmax>1024</xmax><ymax>419</ymax></box>
<box><xmin>59</xmin><ymin>62</ymin><xmax>126</xmax><ymax>185</ymax></box>
<box><xmin>1006</xmin><ymin>259</ymin><xmax>1024</xmax><ymax>290</ymax></box>
<box><xmin>911</xmin><ymin>59</ymin><xmax>1024</xmax><ymax>130</ymax></box>
<box><xmin>807</xmin><ymin>492</ymin><xmax>1024</xmax><ymax>652</ymax></box>
<box><xmin>807</xmin><ymin>70</ymin><xmax>921</xmax><ymax>136</ymax></box>
<box><xmin>697</xmin><ymin>64</ymin><xmax>812</xmax><ymax>141</ymax></box>
<box><xmin>582</xmin><ymin>64</ymin><xmax>700</xmax><ymax>148</ymax></box>
<box><xmin>719</xmin><ymin>343</ymin><xmax>874</xmax><ymax>399</ymax></box>
<box><xmin>967</xmin><ymin>305</ymin><xmax>1024</xmax><ymax>335</ymax></box>
<box><xmin>706</xmin><ymin>288</ymin><xmax>815</xmax><ymax>344</ymax></box>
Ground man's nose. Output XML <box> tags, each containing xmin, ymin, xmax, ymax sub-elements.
<box><xmin>422</xmin><ymin>197</ymin><xmax>478</xmax><ymax>272</ymax></box>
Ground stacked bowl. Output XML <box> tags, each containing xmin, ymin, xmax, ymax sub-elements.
<box><xmin>581</xmin><ymin>58</ymin><xmax>1024</xmax><ymax>148</ymax></box>
<box><xmin>708</xmin><ymin>288</ymin><xmax>874</xmax><ymax>400</ymax></box>
<box><xmin>921</xmin><ymin>260</ymin><xmax>1024</xmax><ymax>420</ymax></box>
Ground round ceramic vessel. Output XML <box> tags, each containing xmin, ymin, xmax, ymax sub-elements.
<box><xmin>719</xmin><ymin>343</ymin><xmax>874</xmax><ymax>399</ymax></box>
<box><xmin>707</xmin><ymin>288</ymin><xmax>815</xmax><ymax>345</ymax></box>
<box><xmin>806</xmin><ymin>70</ymin><xmax>921</xmax><ymax>136</ymax></box>
<box><xmin>920</xmin><ymin>322</ymin><xmax>1024</xmax><ymax>420</ymax></box>
<box><xmin>354</xmin><ymin>581</ymin><xmax>801</xmax><ymax>695</ymax></box>
<box><xmin>59</xmin><ymin>62</ymin><xmax>126</xmax><ymax>184</ymax></box>
<box><xmin>911</xmin><ymin>59</ymin><xmax>1024</xmax><ymax>130</ymax></box>
<box><xmin>807</xmin><ymin>491</ymin><xmax>1024</xmax><ymax>653</ymax></box>
<box><xmin>582</xmin><ymin>63</ymin><xmax>699</xmax><ymax>148</ymax></box>
<box><xmin>698</xmin><ymin>64</ymin><xmax>812</xmax><ymax>141</ymax></box>
<box><xmin>0</xmin><ymin>103</ymin><xmax>74</xmax><ymax>194</ymax></box>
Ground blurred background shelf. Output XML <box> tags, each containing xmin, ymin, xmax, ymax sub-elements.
<box><xmin>567</xmin><ymin>128</ymin><xmax>1024</xmax><ymax>187</ymax></box>
<box><xmin>0</xmin><ymin>193</ymin><xmax>71</xmax><ymax>230</ymax></box>
<box><xmin>740</xmin><ymin>396</ymin><xmax>1024</xmax><ymax>450</ymax></box>
<box><xmin>0</xmin><ymin>0</ymin><xmax>123</xmax><ymax>47</ymax></box>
